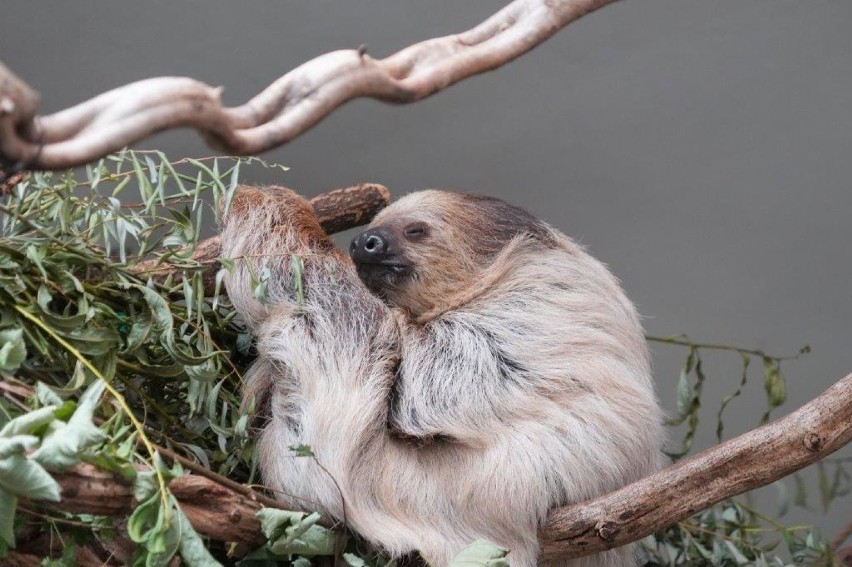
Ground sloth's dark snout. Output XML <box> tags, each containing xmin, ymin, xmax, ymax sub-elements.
<box><xmin>350</xmin><ymin>227</ymin><xmax>412</xmax><ymax>286</ymax></box>
<box><xmin>351</xmin><ymin>228</ymin><xmax>394</xmax><ymax>264</ymax></box>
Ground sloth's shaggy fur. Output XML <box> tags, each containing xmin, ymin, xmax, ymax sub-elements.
<box><xmin>222</xmin><ymin>187</ymin><xmax>664</xmax><ymax>566</ymax></box>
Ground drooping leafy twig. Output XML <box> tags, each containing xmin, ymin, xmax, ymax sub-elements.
<box><xmin>649</xmin><ymin>334</ymin><xmax>811</xmax><ymax>454</ymax></box>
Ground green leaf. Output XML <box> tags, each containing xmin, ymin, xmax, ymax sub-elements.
<box><xmin>0</xmin><ymin>454</ymin><xmax>61</xmax><ymax>500</ymax></box>
<box><xmin>761</xmin><ymin>358</ymin><xmax>787</xmax><ymax>423</ymax></box>
<box><xmin>344</xmin><ymin>555</ymin><xmax>368</xmax><ymax>567</ymax></box>
<box><xmin>0</xmin><ymin>489</ymin><xmax>17</xmax><ymax>547</ymax></box>
<box><xmin>0</xmin><ymin>406</ymin><xmax>57</xmax><ymax>438</ymax></box>
<box><xmin>256</xmin><ymin>508</ymin><xmax>337</xmax><ymax>557</ymax></box>
<box><xmin>35</xmin><ymin>381</ymin><xmax>63</xmax><ymax>407</ymax></box>
<box><xmin>61</xmin><ymin>326</ymin><xmax>120</xmax><ymax>357</ymax></box>
<box><xmin>125</xmin><ymin>283</ymin><xmax>215</xmax><ymax>365</ymax></box>
<box><xmin>31</xmin><ymin>380</ymin><xmax>107</xmax><ymax>469</ymax></box>
<box><xmin>36</xmin><ymin>285</ymin><xmax>90</xmax><ymax>329</ymax></box>
<box><xmin>173</xmin><ymin>497</ymin><xmax>223</xmax><ymax>566</ymax></box>
<box><xmin>0</xmin><ymin>328</ymin><xmax>27</xmax><ymax>371</ymax></box>
<box><xmin>289</xmin><ymin>444</ymin><xmax>315</xmax><ymax>458</ymax></box>
<box><xmin>123</xmin><ymin>309</ymin><xmax>152</xmax><ymax>354</ymax></box>
<box><xmin>128</xmin><ymin>491</ymin><xmax>181</xmax><ymax>566</ymax></box>
<box><xmin>0</xmin><ymin>435</ymin><xmax>39</xmax><ymax>459</ymax></box>
<box><xmin>723</xmin><ymin>540</ymin><xmax>750</xmax><ymax>564</ymax></box>
<box><xmin>449</xmin><ymin>539</ymin><xmax>509</xmax><ymax>566</ymax></box>
<box><xmin>675</xmin><ymin>367</ymin><xmax>690</xmax><ymax>417</ymax></box>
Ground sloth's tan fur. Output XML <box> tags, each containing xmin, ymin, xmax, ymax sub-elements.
<box><xmin>222</xmin><ymin>187</ymin><xmax>664</xmax><ymax>566</ymax></box>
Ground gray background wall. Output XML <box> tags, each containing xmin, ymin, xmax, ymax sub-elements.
<box><xmin>4</xmin><ymin>0</ymin><xmax>850</xmax><ymax>543</ymax></box>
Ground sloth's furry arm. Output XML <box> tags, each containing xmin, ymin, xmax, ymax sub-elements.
<box><xmin>220</xmin><ymin>187</ymin><xmax>512</xmax><ymax>448</ymax></box>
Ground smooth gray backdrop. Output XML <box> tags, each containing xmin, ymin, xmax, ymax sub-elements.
<box><xmin>4</xmin><ymin>0</ymin><xmax>850</xmax><ymax>541</ymax></box>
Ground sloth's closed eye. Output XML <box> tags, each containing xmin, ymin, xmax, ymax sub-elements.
<box><xmin>404</xmin><ymin>224</ymin><xmax>427</xmax><ymax>239</ymax></box>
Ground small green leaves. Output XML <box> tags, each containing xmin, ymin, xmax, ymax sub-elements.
<box><xmin>449</xmin><ymin>539</ymin><xmax>509</xmax><ymax>566</ymax></box>
<box><xmin>290</xmin><ymin>443</ymin><xmax>315</xmax><ymax>458</ymax></box>
<box><xmin>257</xmin><ymin>508</ymin><xmax>337</xmax><ymax>557</ymax></box>
<box><xmin>0</xmin><ymin>408</ymin><xmax>64</xmax><ymax>548</ymax></box>
<box><xmin>643</xmin><ymin>498</ymin><xmax>833</xmax><ymax>565</ymax></box>
<box><xmin>0</xmin><ymin>382</ymin><xmax>111</xmax><ymax>548</ymax></box>
<box><xmin>0</xmin><ymin>328</ymin><xmax>26</xmax><ymax>370</ymax></box>
<box><xmin>127</xmin><ymin>458</ymin><xmax>223</xmax><ymax>567</ymax></box>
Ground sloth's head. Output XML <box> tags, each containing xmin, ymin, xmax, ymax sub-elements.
<box><xmin>350</xmin><ymin>189</ymin><xmax>549</xmax><ymax>317</ymax></box>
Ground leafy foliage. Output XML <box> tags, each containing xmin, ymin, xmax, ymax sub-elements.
<box><xmin>0</xmin><ymin>152</ymin><xmax>847</xmax><ymax>565</ymax></box>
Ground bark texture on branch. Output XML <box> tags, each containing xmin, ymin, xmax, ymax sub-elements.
<box><xmin>0</xmin><ymin>0</ymin><xmax>618</xmax><ymax>170</ymax></box>
<box><xmin>44</xmin><ymin>464</ymin><xmax>266</xmax><ymax>546</ymax></box>
<box><xmin>540</xmin><ymin>373</ymin><xmax>852</xmax><ymax>563</ymax></box>
<box><xmin>132</xmin><ymin>182</ymin><xmax>390</xmax><ymax>294</ymax></box>
<box><xmin>18</xmin><ymin>374</ymin><xmax>851</xmax><ymax>563</ymax></box>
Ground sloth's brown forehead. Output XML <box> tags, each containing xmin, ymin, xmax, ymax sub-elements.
<box><xmin>373</xmin><ymin>190</ymin><xmax>550</xmax><ymax>250</ymax></box>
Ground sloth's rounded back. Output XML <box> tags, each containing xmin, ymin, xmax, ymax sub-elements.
<box><xmin>371</xmin><ymin>231</ymin><xmax>663</xmax><ymax>564</ymax></box>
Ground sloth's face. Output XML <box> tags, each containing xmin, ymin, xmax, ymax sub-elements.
<box><xmin>349</xmin><ymin>191</ymin><xmax>471</xmax><ymax>317</ymax></box>
<box><xmin>350</xmin><ymin>189</ymin><xmax>548</xmax><ymax>319</ymax></box>
<box><xmin>349</xmin><ymin>217</ymin><xmax>430</xmax><ymax>309</ymax></box>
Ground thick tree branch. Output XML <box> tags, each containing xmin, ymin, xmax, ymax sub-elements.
<box><xmin>539</xmin><ymin>373</ymin><xmax>852</xmax><ymax>563</ymax></box>
<box><xmin>0</xmin><ymin>0</ymin><xmax>618</xmax><ymax>170</ymax></box>
<box><xmin>132</xmin><ymin>182</ymin><xmax>390</xmax><ymax>294</ymax></box>
<box><xmin>21</xmin><ymin>374</ymin><xmax>851</xmax><ymax>563</ymax></box>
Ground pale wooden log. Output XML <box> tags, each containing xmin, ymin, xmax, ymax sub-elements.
<box><xmin>539</xmin><ymin>373</ymin><xmax>852</xmax><ymax>563</ymax></box>
<box><xmin>0</xmin><ymin>0</ymin><xmax>619</xmax><ymax>170</ymax></box>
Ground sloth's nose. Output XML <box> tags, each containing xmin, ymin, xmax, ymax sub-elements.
<box><xmin>350</xmin><ymin>228</ymin><xmax>392</xmax><ymax>263</ymax></box>
<box><xmin>364</xmin><ymin>233</ymin><xmax>385</xmax><ymax>253</ymax></box>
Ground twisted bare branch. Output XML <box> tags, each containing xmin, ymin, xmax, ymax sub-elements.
<box><xmin>0</xmin><ymin>0</ymin><xmax>618</xmax><ymax>170</ymax></box>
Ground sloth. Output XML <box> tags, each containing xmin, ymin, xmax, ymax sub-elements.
<box><xmin>221</xmin><ymin>186</ymin><xmax>664</xmax><ymax>566</ymax></box>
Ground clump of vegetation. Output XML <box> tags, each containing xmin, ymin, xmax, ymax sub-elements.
<box><xmin>0</xmin><ymin>152</ymin><xmax>847</xmax><ymax>565</ymax></box>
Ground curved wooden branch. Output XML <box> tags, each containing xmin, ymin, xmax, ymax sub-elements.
<box><xmin>539</xmin><ymin>373</ymin><xmax>852</xmax><ymax>563</ymax></box>
<box><xmin>46</xmin><ymin>463</ymin><xmax>265</xmax><ymax>546</ymax></box>
<box><xmin>0</xmin><ymin>0</ymin><xmax>618</xmax><ymax>170</ymax></box>
<box><xmin>132</xmin><ymin>182</ymin><xmax>390</xmax><ymax>294</ymax></box>
<box><xmin>22</xmin><ymin>374</ymin><xmax>851</xmax><ymax>563</ymax></box>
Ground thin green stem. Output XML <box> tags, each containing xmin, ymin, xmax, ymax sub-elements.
<box><xmin>646</xmin><ymin>334</ymin><xmax>808</xmax><ymax>361</ymax></box>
